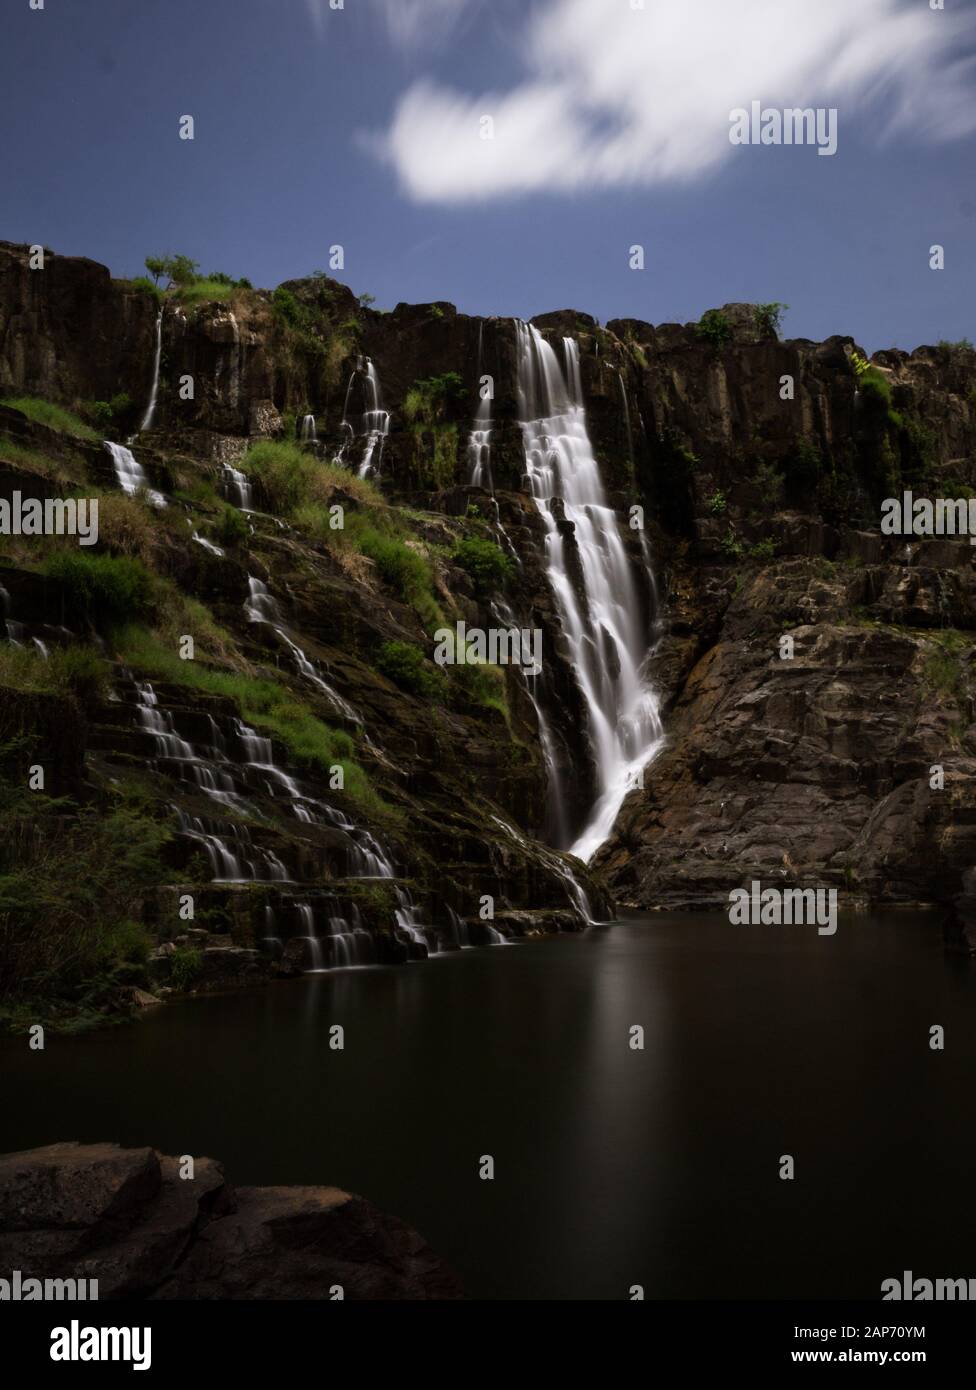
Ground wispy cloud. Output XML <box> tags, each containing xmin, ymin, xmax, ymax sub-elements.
<box><xmin>305</xmin><ymin>0</ymin><xmax>474</xmax><ymax>47</ymax></box>
<box><xmin>374</xmin><ymin>0</ymin><xmax>976</xmax><ymax>202</ymax></box>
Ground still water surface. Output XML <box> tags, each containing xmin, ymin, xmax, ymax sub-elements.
<box><xmin>3</xmin><ymin>912</ymin><xmax>974</xmax><ymax>1299</ymax></box>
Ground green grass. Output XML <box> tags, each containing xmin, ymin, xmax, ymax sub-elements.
<box><xmin>241</xmin><ymin>439</ymin><xmax>318</xmax><ymax>512</ymax></box>
<box><xmin>43</xmin><ymin>551</ymin><xmax>156</xmax><ymax>626</ymax></box>
<box><xmin>0</xmin><ymin>438</ymin><xmax>87</xmax><ymax>482</ymax></box>
<box><xmin>0</xmin><ymin>396</ymin><xmax>100</xmax><ymax>441</ymax></box>
<box><xmin>114</xmin><ymin>625</ymin><xmax>381</xmax><ymax>811</ymax></box>
<box><xmin>173</xmin><ymin>278</ymin><xmax>236</xmax><ymax>306</ymax></box>
<box><xmin>0</xmin><ymin>643</ymin><xmax>109</xmax><ymax>700</ymax></box>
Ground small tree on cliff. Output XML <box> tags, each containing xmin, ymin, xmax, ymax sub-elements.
<box><xmin>143</xmin><ymin>254</ymin><xmax>200</xmax><ymax>289</ymax></box>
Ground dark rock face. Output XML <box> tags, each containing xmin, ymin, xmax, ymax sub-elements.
<box><xmin>2</xmin><ymin>235</ymin><xmax>975</xmax><ymax>945</ymax></box>
<box><xmin>0</xmin><ymin>241</ymin><xmax>156</xmax><ymax>405</ymax></box>
<box><xmin>0</xmin><ymin>1143</ymin><xmax>461</xmax><ymax>1300</ymax></box>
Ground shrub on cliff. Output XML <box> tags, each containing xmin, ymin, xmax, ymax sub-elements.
<box><xmin>376</xmin><ymin>640</ymin><xmax>447</xmax><ymax>701</ymax></box>
<box><xmin>453</xmin><ymin>537</ymin><xmax>515</xmax><ymax>596</ymax></box>
<box><xmin>696</xmin><ymin>310</ymin><xmax>733</xmax><ymax>349</ymax></box>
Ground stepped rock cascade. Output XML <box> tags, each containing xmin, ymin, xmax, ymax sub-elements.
<box><xmin>134</xmin><ymin>309</ymin><xmax>163</xmax><ymax>437</ymax></box>
<box><xmin>516</xmin><ymin>321</ymin><xmax>664</xmax><ymax>862</ymax></box>
<box><xmin>220</xmin><ymin>463</ymin><xmax>253</xmax><ymax>511</ymax></box>
<box><xmin>244</xmin><ymin>576</ymin><xmax>360</xmax><ymax>724</ymax></box>
<box><xmin>104</xmin><ymin>441</ymin><xmax>166</xmax><ymax>508</ymax></box>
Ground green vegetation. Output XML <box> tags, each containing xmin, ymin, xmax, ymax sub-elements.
<box><xmin>753</xmin><ymin>303</ymin><xmax>789</xmax><ymax>339</ymax></box>
<box><xmin>696</xmin><ymin>310</ymin><xmax>733</xmax><ymax>349</ymax></box>
<box><xmin>721</xmin><ymin>529</ymin><xmax>744</xmax><ymax>560</ymax></box>
<box><xmin>402</xmin><ymin>374</ymin><xmax>465</xmax><ymax>489</ymax></box>
<box><xmin>0</xmin><ymin>752</ymin><xmax>170</xmax><ymax>1018</ymax></box>
<box><xmin>0</xmin><ymin>642</ymin><xmax>109</xmax><ymax>702</ymax></box>
<box><xmin>215</xmin><ymin>504</ymin><xmax>249</xmax><ymax>548</ymax></box>
<box><xmin>130</xmin><ymin>276</ymin><xmax>164</xmax><ymax>306</ymax></box>
<box><xmin>923</xmin><ymin>630</ymin><xmax>971</xmax><ymax>703</ymax></box>
<box><xmin>84</xmin><ymin>393</ymin><xmax>132</xmax><ymax>432</ymax></box>
<box><xmin>0</xmin><ymin>439</ymin><xmax>86</xmax><ymax>484</ymax></box>
<box><xmin>174</xmin><ymin>278</ymin><xmax>236</xmax><ymax>306</ymax></box>
<box><xmin>375</xmin><ymin>640</ymin><xmax>447</xmax><ymax>701</ymax></box>
<box><xmin>707</xmin><ymin>490</ymin><xmax>727</xmax><ymax>516</ymax></box>
<box><xmin>0</xmin><ymin>396</ymin><xmax>100</xmax><ymax>441</ymax></box>
<box><xmin>43</xmin><ymin>551</ymin><xmax>156</xmax><ymax>628</ymax></box>
<box><xmin>113</xmin><ymin>626</ymin><xmax>379</xmax><ymax>810</ymax></box>
<box><xmin>168</xmin><ymin>946</ymin><xmax>202</xmax><ymax>992</ymax></box>
<box><xmin>353</xmin><ymin>521</ymin><xmax>441</xmax><ymax>628</ymax></box>
<box><xmin>748</xmin><ymin>537</ymin><xmax>777</xmax><ymax>563</ymax></box>
<box><xmin>242</xmin><ymin>439</ymin><xmax>318</xmax><ymax>512</ymax></box>
<box><xmin>453</xmin><ymin>536</ymin><xmax>515</xmax><ymax>596</ymax></box>
<box><xmin>753</xmin><ymin>459</ymin><xmax>785</xmax><ymax>508</ymax></box>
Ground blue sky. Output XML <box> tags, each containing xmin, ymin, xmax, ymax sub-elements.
<box><xmin>2</xmin><ymin>0</ymin><xmax>975</xmax><ymax>351</ymax></box>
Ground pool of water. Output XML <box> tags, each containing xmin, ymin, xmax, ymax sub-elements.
<box><xmin>2</xmin><ymin>911</ymin><xmax>974</xmax><ymax>1299</ymax></box>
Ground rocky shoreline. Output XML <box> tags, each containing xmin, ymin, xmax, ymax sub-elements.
<box><xmin>0</xmin><ymin>1142</ymin><xmax>462</xmax><ymax>1300</ymax></box>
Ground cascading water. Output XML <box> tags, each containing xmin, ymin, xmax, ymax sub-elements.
<box><xmin>467</xmin><ymin>324</ymin><xmax>493</xmax><ymax>489</ymax></box>
<box><xmin>516</xmin><ymin>321</ymin><xmax>664</xmax><ymax>863</ymax></box>
<box><xmin>220</xmin><ymin>463</ymin><xmax>253</xmax><ymax>511</ymax></box>
<box><xmin>358</xmin><ymin>360</ymin><xmax>390</xmax><ymax>479</ymax></box>
<box><xmin>104</xmin><ymin>442</ymin><xmax>166</xmax><ymax>508</ymax></box>
<box><xmin>244</xmin><ymin>576</ymin><xmax>360</xmax><ymax>724</ymax></box>
<box><xmin>299</xmin><ymin>414</ymin><xmax>318</xmax><ymax>444</ymax></box>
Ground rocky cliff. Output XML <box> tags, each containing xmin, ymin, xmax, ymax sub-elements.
<box><xmin>1</xmin><ymin>238</ymin><xmax>974</xmax><ymax>1023</ymax></box>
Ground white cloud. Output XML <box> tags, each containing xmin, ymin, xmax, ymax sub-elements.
<box><xmin>376</xmin><ymin>0</ymin><xmax>976</xmax><ymax>202</ymax></box>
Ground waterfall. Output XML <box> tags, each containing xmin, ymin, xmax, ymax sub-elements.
<box><xmin>221</xmin><ymin>463</ymin><xmax>253</xmax><ymax>511</ymax></box>
<box><xmin>104</xmin><ymin>442</ymin><xmax>166</xmax><ymax>509</ymax></box>
<box><xmin>490</xmin><ymin>813</ymin><xmax>594</xmax><ymax>924</ymax></box>
<box><xmin>136</xmin><ymin>310</ymin><xmax>163</xmax><ymax>436</ymax></box>
<box><xmin>296</xmin><ymin>903</ymin><xmax>325</xmax><ymax>971</ymax></box>
<box><xmin>1</xmin><ymin>583</ymin><xmax>22</xmax><ymax>643</ymax></box>
<box><xmin>491</xmin><ymin>597</ymin><xmax>568</xmax><ymax>846</ymax></box>
<box><xmin>299</xmin><ymin>414</ymin><xmax>318</xmax><ymax>444</ymax></box>
<box><xmin>359</xmin><ymin>361</ymin><xmax>390</xmax><ymax>478</ymax></box>
<box><xmin>331</xmin><ymin>358</ymin><xmax>388</xmax><ymax>477</ymax></box>
<box><xmin>516</xmin><ymin>322</ymin><xmax>664</xmax><ymax>863</ymax></box>
<box><xmin>192</xmin><ymin>532</ymin><xmax>225</xmax><ymax>557</ymax></box>
<box><xmin>467</xmin><ymin>324</ymin><xmax>493</xmax><ymax>488</ymax></box>
<box><xmin>244</xmin><ymin>576</ymin><xmax>360</xmax><ymax>723</ymax></box>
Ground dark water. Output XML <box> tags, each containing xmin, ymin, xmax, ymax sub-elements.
<box><xmin>3</xmin><ymin>912</ymin><xmax>975</xmax><ymax>1300</ymax></box>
